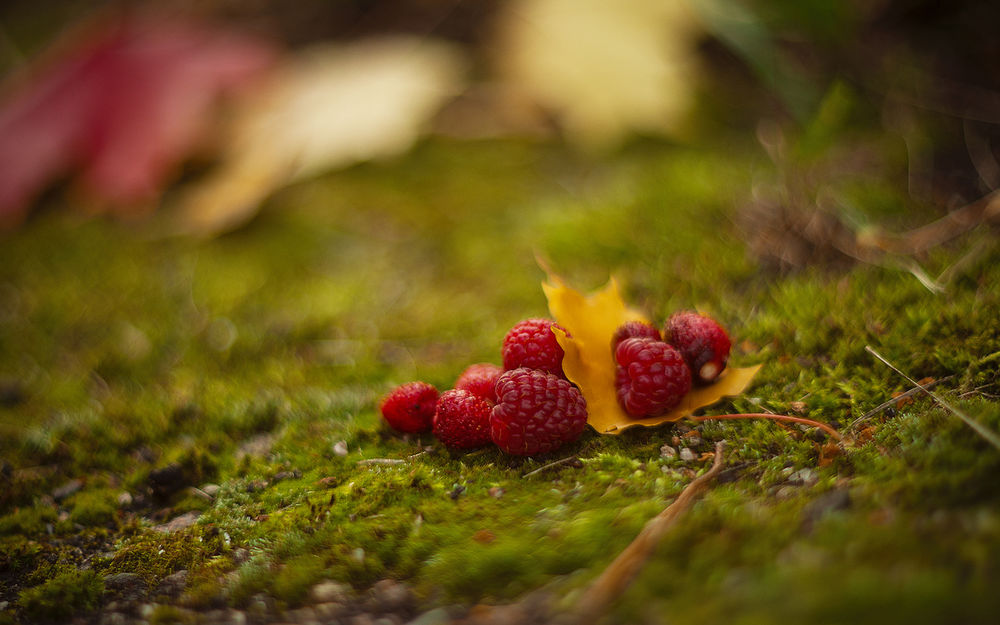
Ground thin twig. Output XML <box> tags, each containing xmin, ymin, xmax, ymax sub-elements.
<box><xmin>357</xmin><ymin>451</ymin><xmax>427</xmax><ymax>466</ymax></box>
<box><xmin>959</xmin><ymin>387</ymin><xmax>1000</xmax><ymax>400</ymax></box>
<box><xmin>356</xmin><ymin>458</ymin><xmax>406</xmax><ymax>466</ymax></box>
<box><xmin>688</xmin><ymin>413</ymin><xmax>843</xmax><ymax>441</ymax></box>
<box><xmin>848</xmin><ymin>376</ymin><xmax>951</xmax><ymax>430</ymax></box>
<box><xmin>866</xmin><ymin>346</ymin><xmax>1000</xmax><ymax>451</ymax></box>
<box><xmin>521</xmin><ymin>456</ymin><xmax>580</xmax><ymax>478</ymax></box>
<box><xmin>573</xmin><ymin>442</ymin><xmax>726</xmax><ymax>620</ymax></box>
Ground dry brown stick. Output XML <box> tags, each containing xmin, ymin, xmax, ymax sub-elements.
<box><xmin>688</xmin><ymin>413</ymin><xmax>842</xmax><ymax>441</ymax></box>
<box><xmin>873</xmin><ymin>189</ymin><xmax>1000</xmax><ymax>256</ymax></box>
<box><xmin>573</xmin><ymin>441</ymin><xmax>726</xmax><ymax>619</ymax></box>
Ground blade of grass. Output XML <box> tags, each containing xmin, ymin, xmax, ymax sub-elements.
<box><xmin>866</xmin><ymin>345</ymin><xmax>1000</xmax><ymax>451</ymax></box>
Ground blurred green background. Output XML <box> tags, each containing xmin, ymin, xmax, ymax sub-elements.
<box><xmin>1</xmin><ymin>1</ymin><xmax>999</xmax><ymax>624</ymax></box>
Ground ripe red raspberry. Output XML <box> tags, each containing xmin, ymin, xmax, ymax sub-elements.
<box><xmin>490</xmin><ymin>368</ymin><xmax>588</xmax><ymax>456</ymax></box>
<box><xmin>501</xmin><ymin>318</ymin><xmax>568</xmax><ymax>377</ymax></box>
<box><xmin>664</xmin><ymin>311</ymin><xmax>732</xmax><ymax>384</ymax></box>
<box><xmin>454</xmin><ymin>363</ymin><xmax>502</xmax><ymax>403</ymax></box>
<box><xmin>433</xmin><ymin>389</ymin><xmax>493</xmax><ymax>450</ymax></box>
<box><xmin>611</xmin><ymin>320</ymin><xmax>661</xmax><ymax>352</ymax></box>
<box><xmin>614</xmin><ymin>338</ymin><xmax>691</xmax><ymax>417</ymax></box>
<box><xmin>379</xmin><ymin>381</ymin><xmax>439</xmax><ymax>433</ymax></box>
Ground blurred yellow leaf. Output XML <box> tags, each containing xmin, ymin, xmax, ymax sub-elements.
<box><xmin>542</xmin><ymin>271</ymin><xmax>762</xmax><ymax>434</ymax></box>
<box><xmin>176</xmin><ymin>36</ymin><xmax>465</xmax><ymax>235</ymax></box>
<box><xmin>495</xmin><ymin>0</ymin><xmax>700</xmax><ymax>151</ymax></box>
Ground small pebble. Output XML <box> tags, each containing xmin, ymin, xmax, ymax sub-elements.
<box><xmin>52</xmin><ymin>478</ymin><xmax>83</xmax><ymax>502</ymax></box>
<box><xmin>154</xmin><ymin>570</ymin><xmax>188</xmax><ymax>598</ymax></box>
<box><xmin>369</xmin><ymin>579</ymin><xmax>413</xmax><ymax>613</ymax></box>
<box><xmin>788</xmin><ymin>468</ymin><xmax>818</xmax><ymax>487</ymax></box>
<box><xmin>153</xmin><ymin>511</ymin><xmax>200</xmax><ymax>533</ymax></box>
<box><xmin>488</xmin><ymin>487</ymin><xmax>505</xmax><ymax>498</ymax></box>
<box><xmin>117</xmin><ymin>492</ymin><xmax>133</xmax><ymax>508</ymax></box>
<box><xmin>775</xmin><ymin>485</ymin><xmax>800</xmax><ymax>500</ymax></box>
<box><xmin>228</xmin><ymin>609</ymin><xmax>248</xmax><ymax>625</ymax></box>
<box><xmin>103</xmin><ymin>572</ymin><xmax>146</xmax><ymax>601</ymax></box>
<box><xmin>201</xmin><ymin>484</ymin><xmax>221</xmax><ymax>497</ymax></box>
<box><xmin>310</xmin><ymin>581</ymin><xmax>349</xmax><ymax>604</ymax></box>
<box><xmin>245</xmin><ymin>480</ymin><xmax>268</xmax><ymax>493</ymax></box>
<box><xmin>314</xmin><ymin>602</ymin><xmax>346</xmax><ymax>620</ymax></box>
<box><xmin>286</xmin><ymin>606</ymin><xmax>317</xmax><ymax>624</ymax></box>
<box><xmin>333</xmin><ymin>440</ymin><xmax>349</xmax><ymax>456</ymax></box>
<box><xmin>679</xmin><ymin>447</ymin><xmax>696</xmax><ymax>462</ymax></box>
<box><xmin>659</xmin><ymin>445</ymin><xmax>677</xmax><ymax>459</ymax></box>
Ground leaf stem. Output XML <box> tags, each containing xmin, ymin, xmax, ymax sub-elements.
<box><xmin>688</xmin><ymin>413</ymin><xmax>843</xmax><ymax>441</ymax></box>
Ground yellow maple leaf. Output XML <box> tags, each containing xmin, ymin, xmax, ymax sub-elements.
<box><xmin>542</xmin><ymin>270</ymin><xmax>762</xmax><ymax>434</ymax></box>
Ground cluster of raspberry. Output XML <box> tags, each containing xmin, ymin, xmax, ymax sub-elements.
<box><xmin>380</xmin><ymin>313</ymin><xmax>730</xmax><ymax>456</ymax></box>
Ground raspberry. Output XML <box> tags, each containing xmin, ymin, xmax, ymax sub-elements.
<box><xmin>454</xmin><ymin>363</ymin><xmax>502</xmax><ymax>403</ymax></box>
<box><xmin>614</xmin><ymin>338</ymin><xmax>691</xmax><ymax>417</ymax></box>
<box><xmin>379</xmin><ymin>381</ymin><xmax>439</xmax><ymax>433</ymax></box>
<box><xmin>611</xmin><ymin>320</ymin><xmax>661</xmax><ymax>352</ymax></box>
<box><xmin>501</xmin><ymin>318</ymin><xmax>569</xmax><ymax>377</ymax></box>
<box><xmin>433</xmin><ymin>389</ymin><xmax>493</xmax><ymax>450</ymax></box>
<box><xmin>490</xmin><ymin>368</ymin><xmax>588</xmax><ymax>455</ymax></box>
<box><xmin>664</xmin><ymin>312</ymin><xmax>732</xmax><ymax>384</ymax></box>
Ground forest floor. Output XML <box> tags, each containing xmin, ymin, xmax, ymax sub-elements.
<box><xmin>2</xmin><ymin>135</ymin><xmax>999</xmax><ymax>625</ymax></box>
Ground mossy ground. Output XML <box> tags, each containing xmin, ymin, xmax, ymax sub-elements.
<box><xmin>1</xmin><ymin>135</ymin><xmax>999</xmax><ymax>624</ymax></box>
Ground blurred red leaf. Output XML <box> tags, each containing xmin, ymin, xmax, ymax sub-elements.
<box><xmin>0</xmin><ymin>11</ymin><xmax>275</xmax><ymax>227</ymax></box>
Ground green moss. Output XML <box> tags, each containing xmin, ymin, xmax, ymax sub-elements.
<box><xmin>1</xmin><ymin>136</ymin><xmax>998</xmax><ymax>623</ymax></box>
<box><xmin>271</xmin><ymin>554</ymin><xmax>326</xmax><ymax>607</ymax></box>
<box><xmin>0</xmin><ymin>503</ymin><xmax>57</xmax><ymax>536</ymax></box>
<box><xmin>104</xmin><ymin>525</ymin><xmax>228</xmax><ymax>587</ymax></box>
<box><xmin>67</xmin><ymin>488</ymin><xmax>117</xmax><ymax>527</ymax></box>
<box><xmin>18</xmin><ymin>568</ymin><xmax>103</xmax><ymax>621</ymax></box>
<box><xmin>148</xmin><ymin>605</ymin><xmax>198</xmax><ymax>625</ymax></box>
<box><xmin>226</xmin><ymin>555</ymin><xmax>272</xmax><ymax>607</ymax></box>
